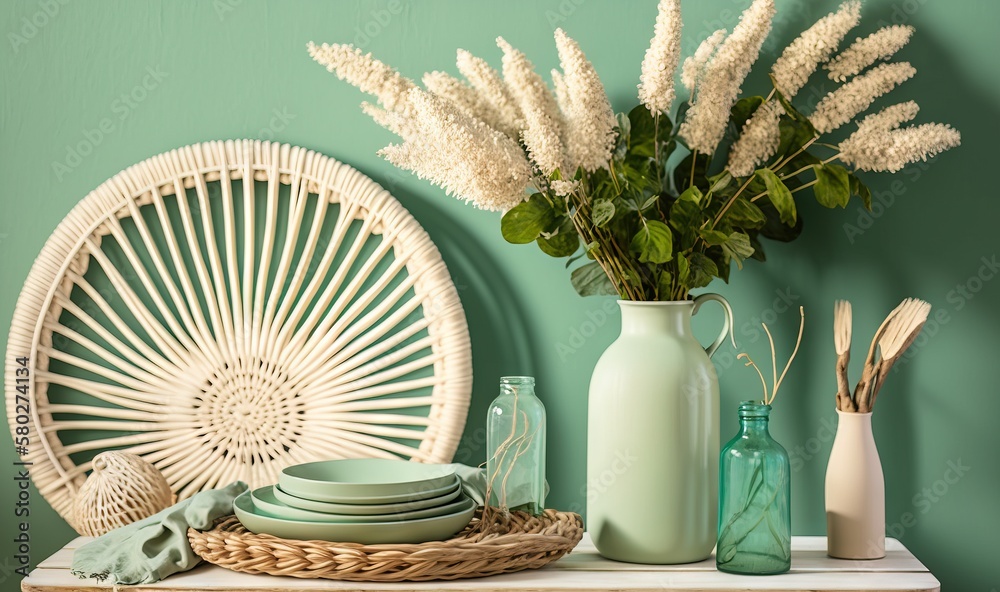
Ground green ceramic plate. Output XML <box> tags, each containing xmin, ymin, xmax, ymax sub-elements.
<box><xmin>272</xmin><ymin>480</ymin><xmax>462</xmax><ymax>515</ymax></box>
<box><xmin>233</xmin><ymin>490</ymin><xmax>477</xmax><ymax>543</ymax></box>
<box><xmin>279</xmin><ymin>459</ymin><xmax>457</xmax><ymax>503</ymax></box>
<box><xmin>251</xmin><ymin>485</ymin><xmax>471</xmax><ymax>523</ymax></box>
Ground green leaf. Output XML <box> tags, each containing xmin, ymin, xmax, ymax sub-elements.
<box><xmin>749</xmin><ymin>233</ymin><xmax>766</xmax><ymax>262</ymax></box>
<box><xmin>620</xmin><ymin>154</ymin><xmax>659</xmax><ymax>197</ymax></box>
<box><xmin>623</xmin><ymin>267</ymin><xmax>642</xmax><ymax>287</ymax></box>
<box><xmin>686</xmin><ymin>252</ymin><xmax>718</xmax><ymax>289</ymax></box>
<box><xmin>773</xmin><ymin>85</ymin><xmax>816</xmax><ymax>133</ymax></box>
<box><xmin>656</xmin><ymin>269</ymin><xmax>674</xmax><ymax>299</ymax></box>
<box><xmin>731</xmin><ymin>96</ymin><xmax>764</xmax><ymax>129</ymax></box>
<box><xmin>724</xmin><ymin>197</ymin><xmax>766</xmax><ymax>228</ymax></box>
<box><xmin>627</xmin><ymin>104</ymin><xmax>655</xmax><ymax>158</ymax></box>
<box><xmin>721</xmin><ymin>232</ymin><xmax>755</xmax><ymax>270</ymax></box>
<box><xmin>537</xmin><ymin>219</ymin><xmax>579</xmax><ymax>257</ymax></box>
<box><xmin>676</xmin><ymin>253</ymin><xmax>690</xmax><ymax>284</ymax></box>
<box><xmin>698</xmin><ymin>229</ymin><xmax>730</xmax><ymax>245</ymax></box>
<box><xmin>755</xmin><ymin>169</ymin><xmax>796</xmax><ymax>226</ymax></box>
<box><xmin>564</xmin><ymin>252</ymin><xmax>584</xmax><ymax>268</ymax></box>
<box><xmin>570</xmin><ymin>261</ymin><xmax>617</xmax><ymax>297</ymax></box>
<box><xmin>500</xmin><ymin>194</ymin><xmax>555</xmax><ymax>244</ymax></box>
<box><xmin>758</xmin><ymin>200</ymin><xmax>804</xmax><ymax>242</ymax></box>
<box><xmin>678</xmin><ymin>185</ymin><xmax>704</xmax><ymax>205</ymax></box>
<box><xmin>630</xmin><ymin>220</ymin><xmax>674</xmax><ymax>264</ymax></box>
<box><xmin>669</xmin><ymin>198</ymin><xmax>702</xmax><ymax>228</ymax></box>
<box><xmin>640</xmin><ymin>194</ymin><xmax>659</xmax><ymax>211</ymax></box>
<box><xmin>592</xmin><ymin>199</ymin><xmax>616</xmax><ymax>227</ymax></box>
<box><xmin>614</xmin><ymin>112</ymin><xmax>631</xmax><ymax>160</ymax></box>
<box><xmin>672</xmin><ymin>101</ymin><xmax>691</xmax><ymax>135</ymax></box>
<box><xmin>776</xmin><ymin>115</ymin><xmax>814</xmax><ymax>158</ymax></box>
<box><xmin>673</xmin><ymin>151</ymin><xmax>711</xmax><ymax>194</ymax></box>
<box><xmin>616</xmin><ymin>112</ymin><xmax>631</xmax><ymax>141</ymax></box>
<box><xmin>627</xmin><ymin>104</ymin><xmax>673</xmax><ymax>159</ymax></box>
<box><xmin>814</xmin><ymin>163</ymin><xmax>851</xmax><ymax>208</ymax></box>
<box><xmin>714</xmin><ymin>249</ymin><xmax>731</xmax><ymax>283</ymax></box>
<box><xmin>657</xmin><ymin>139</ymin><xmax>677</xmax><ymax>170</ymax></box>
<box><xmin>708</xmin><ymin>171</ymin><xmax>733</xmax><ymax>193</ymax></box>
<box><xmin>849</xmin><ymin>172</ymin><xmax>873</xmax><ymax>211</ymax></box>
<box><xmin>778</xmin><ymin>151</ymin><xmax>821</xmax><ymax>177</ymax></box>
<box><xmin>668</xmin><ymin>198</ymin><xmax>702</xmax><ymax>250</ymax></box>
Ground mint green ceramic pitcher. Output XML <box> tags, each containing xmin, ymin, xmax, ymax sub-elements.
<box><xmin>587</xmin><ymin>294</ymin><xmax>733</xmax><ymax>564</ymax></box>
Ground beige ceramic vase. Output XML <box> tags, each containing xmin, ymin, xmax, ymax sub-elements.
<box><xmin>825</xmin><ymin>410</ymin><xmax>885</xmax><ymax>559</ymax></box>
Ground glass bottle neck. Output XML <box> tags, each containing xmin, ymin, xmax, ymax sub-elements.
<box><xmin>500</xmin><ymin>376</ymin><xmax>536</xmax><ymax>398</ymax></box>
<box><xmin>739</xmin><ymin>417</ymin><xmax>771</xmax><ymax>437</ymax></box>
<box><xmin>737</xmin><ymin>402</ymin><xmax>772</xmax><ymax>437</ymax></box>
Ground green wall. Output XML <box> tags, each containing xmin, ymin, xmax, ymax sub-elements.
<box><xmin>2</xmin><ymin>0</ymin><xmax>997</xmax><ymax>589</ymax></box>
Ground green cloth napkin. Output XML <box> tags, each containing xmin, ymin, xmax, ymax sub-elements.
<box><xmin>447</xmin><ymin>463</ymin><xmax>488</xmax><ymax>505</ymax></box>
<box><xmin>447</xmin><ymin>463</ymin><xmax>548</xmax><ymax>510</ymax></box>
<box><xmin>71</xmin><ymin>481</ymin><xmax>248</xmax><ymax>585</ymax></box>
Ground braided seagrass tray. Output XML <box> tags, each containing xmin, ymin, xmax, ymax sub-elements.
<box><xmin>188</xmin><ymin>508</ymin><xmax>583</xmax><ymax>582</ymax></box>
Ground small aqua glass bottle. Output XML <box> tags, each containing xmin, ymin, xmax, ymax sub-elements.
<box><xmin>486</xmin><ymin>376</ymin><xmax>546</xmax><ymax>515</ymax></box>
<box><xmin>717</xmin><ymin>401</ymin><xmax>791</xmax><ymax>575</ymax></box>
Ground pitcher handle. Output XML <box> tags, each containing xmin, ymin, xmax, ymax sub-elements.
<box><xmin>692</xmin><ymin>293</ymin><xmax>735</xmax><ymax>358</ymax></box>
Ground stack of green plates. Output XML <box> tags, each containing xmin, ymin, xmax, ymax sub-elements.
<box><xmin>234</xmin><ymin>459</ymin><xmax>477</xmax><ymax>544</ymax></box>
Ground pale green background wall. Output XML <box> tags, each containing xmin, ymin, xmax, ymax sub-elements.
<box><xmin>1</xmin><ymin>0</ymin><xmax>997</xmax><ymax>589</ymax></box>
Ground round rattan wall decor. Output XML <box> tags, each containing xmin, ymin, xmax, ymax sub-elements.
<box><xmin>5</xmin><ymin>140</ymin><xmax>473</xmax><ymax>530</ymax></box>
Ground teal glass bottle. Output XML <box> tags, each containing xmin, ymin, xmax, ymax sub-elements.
<box><xmin>486</xmin><ymin>376</ymin><xmax>546</xmax><ymax>515</ymax></box>
<box><xmin>717</xmin><ymin>401</ymin><xmax>791</xmax><ymax>575</ymax></box>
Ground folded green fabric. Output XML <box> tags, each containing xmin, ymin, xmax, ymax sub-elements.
<box><xmin>71</xmin><ymin>481</ymin><xmax>248</xmax><ymax>585</ymax></box>
<box><xmin>447</xmin><ymin>463</ymin><xmax>488</xmax><ymax>505</ymax></box>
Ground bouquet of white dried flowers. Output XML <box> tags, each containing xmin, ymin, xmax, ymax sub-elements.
<box><xmin>308</xmin><ymin>0</ymin><xmax>959</xmax><ymax>301</ymax></box>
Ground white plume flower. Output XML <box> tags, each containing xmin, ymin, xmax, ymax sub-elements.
<box><xmin>551</xmin><ymin>179</ymin><xmax>580</xmax><ymax>196</ymax></box>
<box><xmin>681</xmin><ymin>29</ymin><xmax>727</xmax><ymax>95</ymax></box>
<box><xmin>827</xmin><ymin>25</ymin><xmax>915</xmax><ymax>82</ymax></box>
<box><xmin>378</xmin><ymin>89</ymin><xmax>533</xmax><ymax>212</ymax></box>
<box><xmin>361</xmin><ymin>101</ymin><xmax>415</xmax><ymax>139</ymax></box>
<box><xmin>456</xmin><ymin>49</ymin><xmax>525</xmax><ymax>137</ymax></box>
<box><xmin>307</xmin><ymin>42</ymin><xmax>416</xmax><ymax>112</ymax></box>
<box><xmin>840</xmin><ymin>122</ymin><xmax>961</xmax><ymax>173</ymax></box>
<box><xmin>422</xmin><ymin>71</ymin><xmax>510</xmax><ymax>134</ymax></box>
<box><xmin>549</xmin><ymin>69</ymin><xmax>574</xmax><ymax>157</ymax></box>
<box><xmin>727</xmin><ymin>101</ymin><xmax>783</xmax><ymax>177</ymax></box>
<box><xmin>770</xmin><ymin>1</ymin><xmax>861</xmax><ymax>99</ymax></box>
<box><xmin>498</xmin><ymin>37</ymin><xmax>566</xmax><ymax>175</ymax></box>
<box><xmin>554</xmin><ymin>28</ymin><xmax>617</xmax><ymax>172</ymax></box>
<box><xmin>638</xmin><ymin>0</ymin><xmax>683</xmax><ymax>114</ymax></box>
<box><xmin>810</xmin><ymin>62</ymin><xmax>916</xmax><ymax>133</ymax></box>
<box><xmin>679</xmin><ymin>0</ymin><xmax>776</xmax><ymax>154</ymax></box>
<box><xmin>853</xmin><ymin>101</ymin><xmax>920</xmax><ymax>136</ymax></box>
<box><xmin>551</xmin><ymin>69</ymin><xmax>570</xmax><ymax>115</ymax></box>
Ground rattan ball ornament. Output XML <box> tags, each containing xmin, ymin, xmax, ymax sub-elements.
<box><xmin>72</xmin><ymin>451</ymin><xmax>173</xmax><ymax>536</ymax></box>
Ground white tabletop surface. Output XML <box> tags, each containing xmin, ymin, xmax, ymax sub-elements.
<box><xmin>21</xmin><ymin>534</ymin><xmax>940</xmax><ymax>591</ymax></box>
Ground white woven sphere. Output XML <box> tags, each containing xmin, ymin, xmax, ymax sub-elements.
<box><xmin>72</xmin><ymin>451</ymin><xmax>173</xmax><ymax>536</ymax></box>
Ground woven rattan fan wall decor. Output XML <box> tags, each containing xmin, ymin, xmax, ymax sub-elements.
<box><xmin>5</xmin><ymin>140</ymin><xmax>473</xmax><ymax>530</ymax></box>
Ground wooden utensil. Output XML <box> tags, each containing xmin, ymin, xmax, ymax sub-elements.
<box><xmin>833</xmin><ymin>300</ymin><xmax>854</xmax><ymax>412</ymax></box>
<box><xmin>854</xmin><ymin>298</ymin><xmax>931</xmax><ymax>412</ymax></box>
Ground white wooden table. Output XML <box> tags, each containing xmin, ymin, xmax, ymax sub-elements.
<box><xmin>22</xmin><ymin>535</ymin><xmax>940</xmax><ymax>591</ymax></box>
